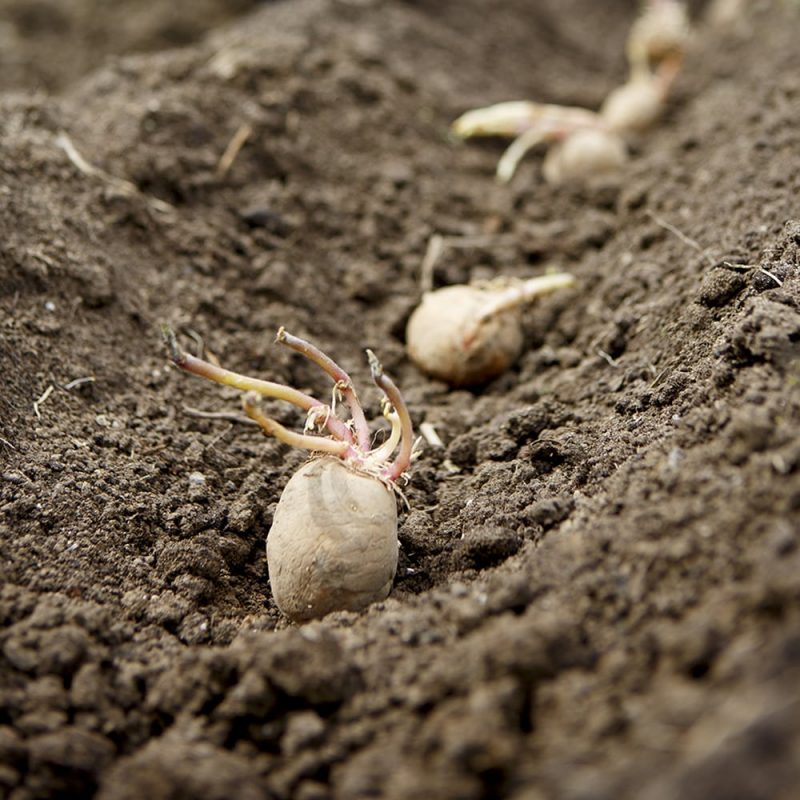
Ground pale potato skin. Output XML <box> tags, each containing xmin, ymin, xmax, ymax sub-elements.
<box><xmin>267</xmin><ymin>457</ymin><xmax>398</xmax><ymax>622</ymax></box>
<box><xmin>406</xmin><ymin>285</ymin><xmax>524</xmax><ymax>387</ymax></box>
<box><xmin>542</xmin><ymin>129</ymin><xmax>628</xmax><ymax>185</ymax></box>
<box><xmin>601</xmin><ymin>79</ymin><xmax>663</xmax><ymax>133</ymax></box>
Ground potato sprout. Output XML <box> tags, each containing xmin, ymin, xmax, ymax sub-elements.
<box><xmin>163</xmin><ymin>326</ymin><xmax>414</xmax><ymax>622</ymax></box>
<box><xmin>451</xmin><ymin>0</ymin><xmax>689</xmax><ymax>183</ymax></box>
<box><xmin>406</xmin><ymin>272</ymin><xmax>576</xmax><ymax>386</ymax></box>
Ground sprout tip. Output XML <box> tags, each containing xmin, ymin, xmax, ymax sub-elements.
<box><xmin>161</xmin><ymin>324</ymin><xmax>186</xmax><ymax>366</ymax></box>
<box><xmin>366</xmin><ymin>349</ymin><xmax>383</xmax><ymax>378</ymax></box>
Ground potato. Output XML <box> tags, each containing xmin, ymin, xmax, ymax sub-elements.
<box><xmin>627</xmin><ymin>0</ymin><xmax>690</xmax><ymax>72</ymax></box>
<box><xmin>542</xmin><ymin>129</ymin><xmax>628</xmax><ymax>185</ymax></box>
<box><xmin>452</xmin><ymin>1</ymin><xmax>689</xmax><ymax>185</ymax></box>
<box><xmin>164</xmin><ymin>327</ymin><xmax>413</xmax><ymax>623</ymax></box>
<box><xmin>406</xmin><ymin>273</ymin><xmax>576</xmax><ymax>387</ymax></box>
<box><xmin>267</xmin><ymin>457</ymin><xmax>399</xmax><ymax>622</ymax></box>
<box><xmin>406</xmin><ymin>285</ymin><xmax>524</xmax><ymax>387</ymax></box>
<box><xmin>601</xmin><ymin>77</ymin><xmax>664</xmax><ymax>134</ymax></box>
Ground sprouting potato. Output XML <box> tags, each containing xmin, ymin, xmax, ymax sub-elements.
<box><xmin>406</xmin><ymin>285</ymin><xmax>523</xmax><ymax>387</ymax></box>
<box><xmin>267</xmin><ymin>457</ymin><xmax>398</xmax><ymax>621</ymax></box>
<box><xmin>163</xmin><ymin>326</ymin><xmax>415</xmax><ymax>622</ymax></box>
<box><xmin>452</xmin><ymin>101</ymin><xmax>609</xmax><ymax>185</ymax></box>
<box><xmin>406</xmin><ymin>273</ymin><xmax>576</xmax><ymax>386</ymax></box>
<box><xmin>542</xmin><ymin>129</ymin><xmax>628</xmax><ymax>186</ymax></box>
<box><xmin>627</xmin><ymin>0</ymin><xmax>690</xmax><ymax>76</ymax></box>
<box><xmin>600</xmin><ymin>76</ymin><xmax>665</xmax><ymax>134</ymax></box>
<box><xmin>451</xmin><ymin>1</ymin><xmax>689</xmax><ymax>183</ymax></box>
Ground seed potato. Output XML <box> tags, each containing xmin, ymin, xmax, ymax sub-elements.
<box><xmin>406</xmin><ymin>273</ymin><xmax>576</xmax><ymax>386</ymax></box>
<box><xmin>267</xmin><ymin>457</ymin><xmax>399</xmax><ymax>622</ymax></box>
<box><xmin>406</xmin><ymin>285</ymin><xmax>524</xmax><ymax>387</ymax></box>
<box><xmin>601</xmin><ymin>78</ymin><xmax>664</xmax><ymax>133</ymax></box>
<box><xmin>164</xmin><ymin>327</ymin><xmax>414</xmax><ymax>623</ymax></box>
<box><xmin>542</xmin><ymin>129</ymin><xmax>628</xmax><ymax>185</ymax></box>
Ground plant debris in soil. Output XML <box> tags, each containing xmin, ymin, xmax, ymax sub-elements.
<box><xmin>1</xmin><ymin>1</ymin><xmax>799</xmax><ymax>798</ymax></box>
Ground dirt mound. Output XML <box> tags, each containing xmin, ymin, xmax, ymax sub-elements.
<box><xmin>1</xmin><ymin>1</ymin><xmax>799</xmax><ymax>798</ymax></box>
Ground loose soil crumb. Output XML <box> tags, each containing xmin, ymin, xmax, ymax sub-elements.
<box><xmin>1</xmin><ymin>1</ymin><xmax>799</xmax><ymax>798</ymax></box>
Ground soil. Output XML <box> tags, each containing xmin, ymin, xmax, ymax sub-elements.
<box><xmin>1</xmin><ymin>1</ymin><xmax>799</xmax><ymax>798</ymax></box>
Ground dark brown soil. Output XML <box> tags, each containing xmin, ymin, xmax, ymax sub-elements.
<box><xmin>2</xmin><ymin>1</ymin><xmax>799</xmax><ymax>798</ymax></box>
